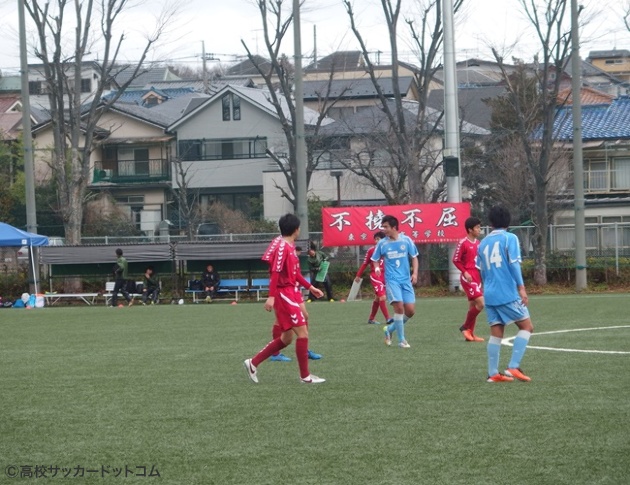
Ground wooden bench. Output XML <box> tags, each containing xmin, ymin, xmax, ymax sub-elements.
<box><xmin>44</xmin><ymin>293</ymin><xmax>100</xmax><ymax>306</ymax></box>
<box><xmin>103</xmin><ymin>281</ymin><xmax>144</xmax><ymax>306</ymax></box>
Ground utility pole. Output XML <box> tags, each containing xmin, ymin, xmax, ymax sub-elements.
<box><xmin>571</xmin><ymin>0</ymin><xmax>587</xmax><ymax>290</ymax></box>
<box><xmin>443</xmin><ymin>0</ymin><xmax>462</xmax><ymax>292</ymax></box>
<box><xmin>18</xmin><ymin>0</ymin><xmax>39</xmax><ymax>293</ymax></box>
<box><xmin>202</xmin><ymin>41</ymin><xmax>209</xmax><ymax>94</ymax></box>
<box><xmin>293</xmin><ymin>0</ymin><xmax>309</xmax><ymax>238</ymax></box>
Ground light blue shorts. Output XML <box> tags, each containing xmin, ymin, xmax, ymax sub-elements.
<box><xmin>486</xmin><ymin>300</ymin><xmax>530</xmax><ymax>326</ymax></box>
<box><xmin>386</xmin><ymin>279</ymin><xmax>416</xmax><ymax>304</ymax></box>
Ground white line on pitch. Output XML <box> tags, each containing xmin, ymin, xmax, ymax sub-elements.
<box><xmin>502</xmin><ymin>325</ymin><xmax>630</xmax><ymax>355</ymax></box>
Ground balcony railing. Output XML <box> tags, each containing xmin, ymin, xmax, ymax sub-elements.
<box><xmin>92</xmin><ymin>159</ymin><xmax>171</xmax><ymax>184</ymax></box>
<box><xmin>583</xmin><ymin>168</ymin><xmax>630</xmax><ymax>193</ymax></box>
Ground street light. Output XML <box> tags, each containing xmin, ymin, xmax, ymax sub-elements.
<box><xmin>330</xmin><ymin>171</ymin><xmax>343</xmax><ymax>206</ymax></box>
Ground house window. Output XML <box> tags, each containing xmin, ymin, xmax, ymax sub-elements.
<box><xmin>232</xmin><ymin>95</ymin><xmax>241</xmax><ymax>120</ymax></box>
<box><xmin>586</xmin><ymin>160</ymin><xmax>607</xmax><ymax>190</ymax></box>
<box><xmin>180</xmin><ymin>137</ymin><xmax>267</xmax><ymax>160</ymax></box>
<box><xmin>222</xmin><ymin>94</ymin><xmax>231</xmax><ymax>121</ymax></box>
<box><xmin>612</xmin><ymin>158</ymin><xmax>630</xmax><ymax>190</ymax></box>
<box><xmin>28</xmin><ymin>81</ymin><xmax>42</xmax><ymax>95</ymax></box>
<box><xmin>222</xmin><ymin>93</ymin><xmax>241</xmax><ymax>121</ymax></box>
<box><xmin>221</xmin><ymin>141</ymin><xmax>234</xmax><ymax>159</ymax></box>
<box><xmin>81</xmin><ymin>78</ymin><xmax>91</xmax><ymax>93</ymax></box>
<box><xmin>178</xmin><ymin>140</ymin><xmax>202</xmax><ymax>161</ymax></box>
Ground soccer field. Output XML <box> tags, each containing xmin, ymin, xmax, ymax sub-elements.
<box><xmin>1</xmin><ymin>295</ymin><xmax>629</xmax><ymax>484</ymax></box>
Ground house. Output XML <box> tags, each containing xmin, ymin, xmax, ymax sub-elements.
<box><xmin>31</xmin><ymin>87</ymin><xmax>208</xmax><ymax>236</ymax></box>
<box><xmin>0</xmin><ymin>94</ymin><xmax>27</xmax><ymax>141</ymax></box>
<box><xmin>303</xmin><ymin>76</ymin><xmax>420</xmax><ymax>120</ymax></box>
<box><xmin>304</xmin><ymin>50</ymin><xmax>422</xmax><ymax>82</ymax></box>
<box><xmin>167</xmin><ymin>84</ymin><xmax>333</xmax><ymax>221</ymax></box>
<box><xmin>23</xmin><ymin>61</ymin><xmax>107</xmax><ymax>112</ymax></box>
<box><xmin>112</xmin><ymin>66</ymin><xmax>182</xmax><ymax>89</ymax></box>
<box><xmin>587</xmin><ymin>50</ymin><xmax>630</xmax><ymax>83</ymax></box>
<box><xmin>305</xmin><ymin>99</ymin><xmax>489</xmax><ymax>207</ymax></box>
<box><xmin>550</xmin><ymin>95</ymin><xmax>630</xmax><ymax>227</ymax></box>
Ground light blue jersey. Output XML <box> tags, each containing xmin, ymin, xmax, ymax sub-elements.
<box><xmin>371</xmin><ymin>234</ymin><xmax>419</xmax><ymax>284</ymax></box>
<box><xmin>477</xmin><ymin>229</ymin><xmax>524</xmax><ymax>306</ymax></box>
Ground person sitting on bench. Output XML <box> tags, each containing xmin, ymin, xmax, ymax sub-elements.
<box><xmin>141</xmin><ymin>266</ymin><xmax>160</xmax><ymax>305</ymax></box>
<box><xmin>201</xmin><ymin>263</ymin><xmax>221</xmax><ymax>302</ymax></box>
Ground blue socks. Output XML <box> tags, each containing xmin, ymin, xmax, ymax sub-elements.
<box><xmin>508</xmin><ymin>330</ymin><xmax>531</xmax><ymax>369</ymax></box>
<box><xmin>393</xmin><ymin>313</ymin><xmax>405</xmax><ymax>343</ymax></box>
<box><xmin>487</xmin><ymin>336</ymin><xmax>502</xmax><ymax>376</ymax></box>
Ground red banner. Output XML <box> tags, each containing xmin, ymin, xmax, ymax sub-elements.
<box><xmin>322</xmin><ymin>203</ymin><xmax>471</xmax><ymax>247</ymax></box>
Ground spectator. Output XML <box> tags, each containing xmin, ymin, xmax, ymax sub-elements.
<box><xmin>141</xmin><ymin>266</ymin><xmax>160</xmax><ymax>305</ymax></box>
<box><xmin>112</xmin><ymin>248</ymin><xmax>132</xmax><ymax>307</ymax></box>
<box><xmin>201</xmin><ymin>263</ymin><xmax>221</xmax><ymax>302</ymax></box>
<box><xmin>306</xmin><ymin>242</ymin><xmax>334</xmax><ymax>301</ymax></box>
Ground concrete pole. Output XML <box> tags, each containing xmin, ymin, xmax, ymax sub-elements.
<box><xmin>202</xmin><ymin>41</ymin><xmax>209</xmax><ymax>94</ymax></box>
<box><xmin>18</xmin><ymin>0</ymin><xmax>40</xmax><ymax>293</ymax></box>
<box><xmin>571</xmin><ymin>0</ymin><xmax>587</xmax><ymax>290</ymax></box>
<box><xmin>443</xmin><ymin>0</ymin><xmax>462</xmax><ymax>292</ymax></box>
<box><xmin>293</xmin><ymin>0</ymin><xmax>309</xmax><ymax>238</ymax></box>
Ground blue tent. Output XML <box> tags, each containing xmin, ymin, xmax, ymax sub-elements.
<box><xmin>0</xmin><ymin>222</ymin><xmax>49</xmax><ymax>294</ymax></box>
<box><xmin>0</xmin><ymin>222</ymin><xmax>49</xmax><ymax>247</ymax></box>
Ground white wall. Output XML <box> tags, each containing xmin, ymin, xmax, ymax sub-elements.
<box><xmin>263</xmin><ymin>168</ymin><xmax>385</xmax><ymax>222</ymax></box>
<box><xmin>171</xmin><ymin>96</ymin><xmax>287</xmax><ymax>189</ymax></box>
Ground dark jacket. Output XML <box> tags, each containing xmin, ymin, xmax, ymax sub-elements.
<box><xmin>143</xmin><ymin>273</ymin><xmax>159</xmax><ymax>290</ymax></box>
<box><xmin>201</xmin><ymin>270</ymin><xmax>221</xmax><ymax>290</ymax></box>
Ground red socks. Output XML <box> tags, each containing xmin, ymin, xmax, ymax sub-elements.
<box><xmin>252</xmin><ymin>337</ymin><xmax>287</xmax><ymax>367</ymax></box>
<box><xmin>295</xmin><ymin>337</ymin><xmax>309</xmax><ymax>378</ymax></box>
<box><xmin>379</xmin><ymin>300</ymin><xmax>390</xmax><ymax>320</ymax></box>
<box><xmin>369</xmin><ymin>301</ymin><xmax>379</xmax><ymax>320</ymax></box>
<box><xmin>463</xmin><ymin>307</ymin><xmax>481</xmax><ymax>332</ymax></box>
<box><xmin>370</xmin><ymin>300</ymin><xmax>390</xmax><ymax>321</ymax></box>
<box><xmin>271</xmin><ymin>324</ymin><xmax>282</xmax><ymax>356</ymax></box>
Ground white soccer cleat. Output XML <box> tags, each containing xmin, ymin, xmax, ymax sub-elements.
<box><xmin>398</xmin><ymin>341</ymin><xmax>411</xmax><ymax>349</ymax></box>
<box><xmin>300</xmin><ymin>374</ymin><xmax>326</xmax><ymax>384</ymax></box>
<box><xmin>243</xmin><ymin>359</ymin><xmax>258</xmax><ymax>383</ymax></box>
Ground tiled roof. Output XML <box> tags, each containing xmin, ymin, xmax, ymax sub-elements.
<box><xmin>427</xmin><ymin>85</ymin><xmax>506</xmax><ymax>130</ymax></box>
<box><xmin>302</xmin><ymin>77</ymin><xmax>415</xmax><ymax>100</ymax></box>
<box><xmin>224</xmin><ymin>56</ymin><xmax>271</xmax><ymax>76</ymax></box>
<box><xmin>113</xmin><ymin>66</ymin><xmax>181</xmax><ymax>88</ymax></box>
<box><xmin>0</xmin><ymin>112</ymin><xmax>22</xmax><ymax>139</ymax></box>
<box><xmin>0</xmin><ymin>94</ymin><xmax>20</xmax><ymax>112</ymax></box>
<box><xmin>587</xmin><ymin>50</ymin><xmax>630</xmax><ymax>59</ymax></box>
<box><xmin>112</xmin><ymin>92</ymin><xmax>209</xmax><ymax>126</ymax></box>
<box><xmin>552</xmin><ymin>96</ymin><xmax>630</xmax><ymax>140</ymax></box>
<box><xmin>319</xmin><ymin>99</ymin><xmax>488</xmax><ymax>137</ymax></box>
<box><xmin>305</xmin><ymin>51</ymin><xmax>364</xmax><ymax>72</ymax></box>
<box><xmin>557</xmin><ymin>86</ymin><xmax>614</xmax><ymax>106</ymax></box>
<box><xmin>102</xmin><ymin>87</ymin><xmax>197</xmax><ymax>106</ymax></box>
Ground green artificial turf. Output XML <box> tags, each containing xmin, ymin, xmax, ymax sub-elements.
<box><xmin>1</xmin><ymin>294</ymin><xmax>629</xmax><ymax>484</ymax></box>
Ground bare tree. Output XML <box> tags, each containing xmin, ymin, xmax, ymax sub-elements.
<box><xmin>171</xmin><ymin>157</ymin><xmax>202</xmax><ymax>240</ymax></box>
<box><xmin>340</xmin><ymin>0</ymin><xmax>463</xmax><ymax>204</ymax></box>
<box><xmin>24</xmin><ymin>0</ymin><xmax>180</xmax><ymax>244</ymax></box>
<box><xmin>241</xmin><ymin>0</ymin><xmax>344</xmax><ymax>208</ymax></box>
<box><xmin>490</xmin><ymin>0</ymin><xmax>572</xmax><ymax>285</ymax></box>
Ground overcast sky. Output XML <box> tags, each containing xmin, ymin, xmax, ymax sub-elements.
<box><xmin>0</xmin><ymin>0</ymin><xmax>628</xmax><ymax>75</ymax></box>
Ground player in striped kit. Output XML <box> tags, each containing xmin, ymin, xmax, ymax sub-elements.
<box><xmin>244</xmin><ymin>213</ymin><xmax>325</xmax><ymax>384</ymax></box>
<box><xmin>453</xmin><ymin>217</ymin><xmax>485</xmax><ymax>342</ymax></box>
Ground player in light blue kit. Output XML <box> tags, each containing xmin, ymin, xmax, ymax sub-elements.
<box><xmin>477</xmin><ymin>205</ymin><xmax>534</xmax><ymax>383</ymax></box>
<box><xmin>371</xmin><ymin>215</ymin><xmax>419</xmax><ymax>348</ymax></box>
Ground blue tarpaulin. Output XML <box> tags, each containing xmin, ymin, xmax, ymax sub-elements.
<box><xmin>0</xmin><ymin>222</ymin><xmax>49</xmax><ymax>294</ymax></box>
<box><xmin>0</xmin><ymin>222</ymin><xmax>49</xmax><ymax>247</ymax></box>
